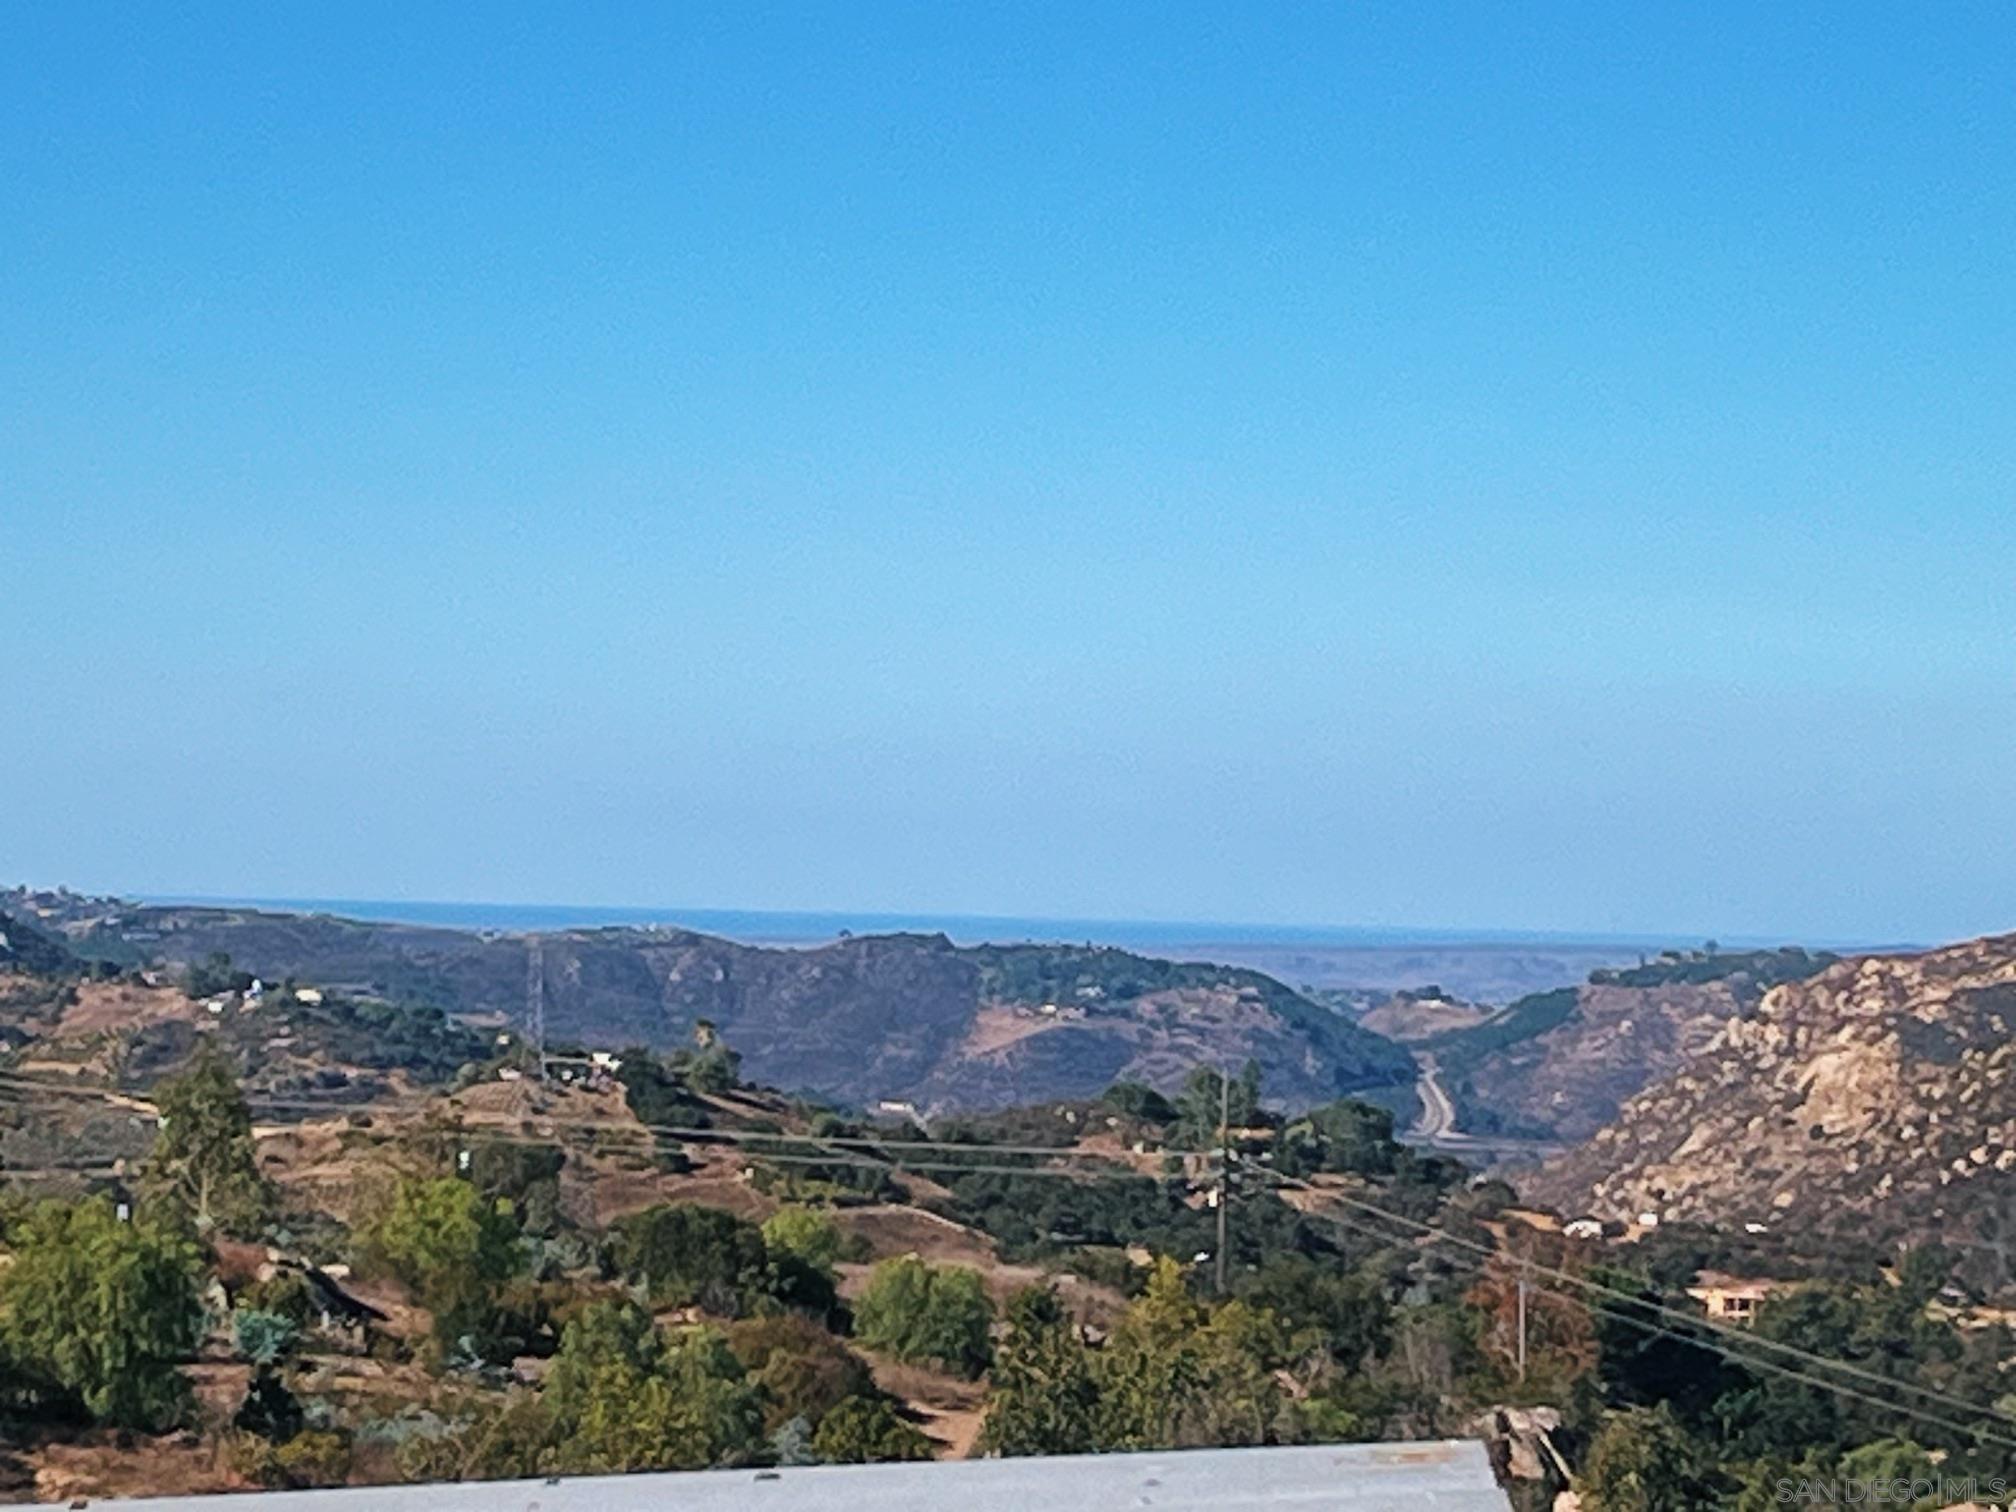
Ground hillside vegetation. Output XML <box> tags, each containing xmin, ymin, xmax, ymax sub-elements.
<box><xmin>2</xmin><ymin>892</ymin><xmax>1413</xmax><ymax>1115</ymax></box>
<box><xmin>1418</xmin><ymin>949</ymin><xmax>1840</xmax><ymax>1142</ymax></box>
<box><xmin>0</xmin><ymin>920</ymin><xmax>2009</xmax><ymax>1505</ymax></box>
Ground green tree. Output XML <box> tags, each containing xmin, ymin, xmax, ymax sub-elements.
<box><xmin>0</xmin><ymin>1196</ymin><xmax>204</xmax><ymax>1428</ymax></box>
<box><xmin>611</xmin><ymin>1202</ymin><xmax>771</xmax><ymax>1316</ymax></box>
<box><xmin>1238</xmin><ymin>1255</ymin><xmax>1391</xmax><ymax>1373</ymax></box>
<box><xmin>554</xmin><ymin>1316</ymin><xmax>764</xmax><ymax>1473</ymax></box>
<box><xmin>761</xmin><ymin>1207</ymin><xmax>847</xmax><ymax>1272</ymax></box>
<box><xmin>393</xmin><ymin>1387</ymin><xmax>554</xmax><ymax>1483</ymax></box>
<box><xmin>1101</xmin><ymin>1080</ymin><xmax>1177</xmax><ymax>1125</ymax></box>
<box><xmin>234</xmin><ymin>1368</ymin><xmax>305</xmax><ymax>1441</ymax></box>
<box><xmin>686</xmin><ymin>1020</ymin><xmax>742</xmax><ymax>1094</ymax></box>
<box><xmin>546</xmin><ymin>1299</ymin><xmax>663</xmax><ymax>1419</ymax></box>
<box><xmin>1094</xmin><ymin>1257</ymin><xmax>1288</xmax><ymax>1450</ymax></box>
<box><xmin>726</xmin><ymin>1313</ymin><xmax>876</xmax><ymax>1431</ymax></box>
<box><xmin>1174</xmin><ymin>1062</ymin><xmax>1263</xmax><ymax>1146</ymax></box>
<box><xmin>184</xmin><ymin>951</ymin><xmax>251</xmax><ymax>999</ymax></box>
<box><xmin>811</xmin><ymin>1394</ymin><xmax>933</xmax><ymax>1463</ymax></box>
<box><xmin>146</xmin><ymin>1043</ymin><xmax>271</xmax><ymax>1234</ymax></box>
<box><xmin>853</xmin><ymin>1258</ymin><xmax>993</xmax><ymax>1377</ymax></box>
<box><xmin>769</xmin><ymin>1414</ymin><xmax>816</xmax><ymax>1465</ymax></box>
<box><xmin>979</xmin><ymin>1286</ymin><xmax>1102</xmax><ymax>1456</ymax></box>
<box><xmin>1582</xmin><ymin>1404</ymin><xmax>1721</xmax><ymax>1512</ymax></box>
<box><xmin>357</xmin><ymin>1176</ymin><xmax>518</xmax><ymax>1348</ymax></box>
<box><xmin>1715</xmin><ymin>1281</ymin><xmax>1962</xmax><ymax>1459</ymax></box>
<box><xmin>467</xmin><ymin>1139</ymin><xmax>564</xmax><ymax>1236</ymax></box>
<box><xmin>1279</xmin><ymin>1099</ymin><xmax>1400</xmax><ymax>1177</ymax></box>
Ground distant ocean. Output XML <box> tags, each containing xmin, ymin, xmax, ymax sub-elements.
<box><xmin>140</xmin><ymin>895</ymin><xmax>1708</xmax><ymax>953</ymax></box>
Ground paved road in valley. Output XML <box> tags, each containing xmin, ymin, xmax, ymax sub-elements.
<box><xmin>1402</xmin><ymin>1053</ymin><xmax>1565</xmax><ymax>1164</ymax></box>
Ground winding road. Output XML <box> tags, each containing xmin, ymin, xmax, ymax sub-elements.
<box><xmin>1403</xmin><ymin>1053</ymin><xmax>1565</xmax><ymax>1164</ymax></box>
<box><xmin>1412</xmin><ymin>1053</ymin><xmax>1460</xmax><ymax>1141</ymax></box>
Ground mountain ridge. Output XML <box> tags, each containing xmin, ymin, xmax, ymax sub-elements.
<box><xmin>0</xmin><ymin>888</ymin><xmax>1413</xmax><ymax>1115</ymax></box>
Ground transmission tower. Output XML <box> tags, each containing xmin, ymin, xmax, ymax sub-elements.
<box><xmin>526</xmin><ymin>937</ymin><xmax>547</xmax><ymax>1081</ymax></box>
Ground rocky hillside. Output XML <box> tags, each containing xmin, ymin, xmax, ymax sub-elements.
<box><xmin>1425</xmin><ymin>949</ymin><xmax>1837</xmax><ymax>1142</ymax></box>
<box><xmin>1525</xmin><ymin>934</ymin><xmax>2016</xmax><ymax>1256</ymax></box>
<box><xmin>2</xmin><ymin>891</ymin><xmax>1412</xmax><ymax>1115</ymax></box>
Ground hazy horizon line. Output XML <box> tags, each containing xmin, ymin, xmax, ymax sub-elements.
<box><xmin>104</xmin><ymin>888</ymin><xmax>1894</xmax><ymax>954</ymax></box>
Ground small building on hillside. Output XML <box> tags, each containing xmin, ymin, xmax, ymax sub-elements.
<box><xmin>1686</xmin><ymin>1271</ymin><xmax>1778</xmax><ymax>1325</ymax></box>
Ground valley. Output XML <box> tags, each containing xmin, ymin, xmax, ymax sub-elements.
<box><xmin>2</xmin><ymin>892</ymin><xmax>2012</xmax><ymax>1506</ymax></box>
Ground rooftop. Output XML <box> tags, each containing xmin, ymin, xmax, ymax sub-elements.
<box><xmin>112</xmin><ymin>1441</ymin><xmax>1509</xmax><ymax>1510</ymax></box>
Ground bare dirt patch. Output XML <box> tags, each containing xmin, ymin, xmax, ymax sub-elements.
<box><xmin>865</xmin><ymin>1354</ymin><xmax>989</xmax><ymax>1460</ymax></box>
<box><xmin>56</xmin><ymin>980</ymin><xmax>203</xmax><ymax>1038</ymax></box>
<box><xmin>958</xmin><ymin>1004</ymin><xmax>1064</xmax><ymax>1059</ymax></box>
<box><xmin>29</xmin><ymin>1433</ymin><xmax>245</xmax><ymax>1503</ymax></box>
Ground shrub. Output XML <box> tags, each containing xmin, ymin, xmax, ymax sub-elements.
<box><xmin>726</xmin><ymin>1314</ymin><xmax>876</xmax><ymax>1431</ymax></box>
<box><xmin>355</xmin><ymin>1177</ymin><xmax>519</xmax><ymax>1349</ymax></box>
<box><xmin>610</xmin><ymin>1203</ymin><xmax>770</xmax><ymax>1317</ymax></box>
<box><xmin>761</xmin><ymin>1208</ymin><xmax>848</xmax><ymax>1271</ymax></box>
<box><xmin>810</xmin><ymin>1394</ymin><xmax>933</xmax><ymax>1463</ymax></box>
<box><xmin>233</xmin><ymin>1308</ymin><xmax>301</xmax><ymax>1367</ymax></box>
<box><xmin>852</xmin><ymin>1258</ymin><xmax>993</xmax><ymax>1377</ymax></box>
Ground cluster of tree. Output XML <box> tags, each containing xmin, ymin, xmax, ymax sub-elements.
<box><xmin>611</xmin><ymin>1023</ymin><xmax>755</xmax><ymax>1169</ymax></box>
<box><xmin>182</xmin><ymin>950</ymin><xmax>255</xmax><ymax>1000</ymax></box>
<box><xmin>969</xmin><ymin>942</ymin><xmax>1253</xmax><ymax>1007</ymax></box>
<box><xmin>0</xmin><ymin>909</ymin><xmax>78</xmax><ymax>977</ymax></box>
<box><xmin>741</xmin><ymin>1111</ymin><xmax>903</xmax><ymax>1202</ymax></box>
<box><xmin>940</xmin><ymin>1066</ymin><xmax>1452</xmax><ymax>1270</ymax></box>
<box><xmin>1587</xmin><ymin>945</ymin><xmax>1839</xmax><ymax>992</ymax></box>
<box><xmin>1570</xmin><ymin>1254</ymin><xmax>2014</xmax><ymax>1510</ymax></box>
<box><xmin>269</xmin><ymin>995</ymin><xmax>493</xmax><ymax>1086</ymax></box>
<box><xmin>941</xmin><ymin>1161</ymin><xmax>1313</xmax><ymax>1268</ymax></box>
<box><xmin>983</xmin><ymin>1255</ymin><xmax>1394</xmax><ymax>1454</ymax></box>
<box><xmin>609</xmin><ymin>1201</ymin><xmax>839</xmax><ymax>1322</ymax></box>
<box><xmin>1426</xmin><ymin>987</ymin><xmax>1580</xmax><ymax>1072</ymax></box>
<box><xmin>14</xmin><ymin>1037</ymin><xmax>2015</xmax><ymax>1506</ymax></box>
<box><xmin>397</xmin><ymin>1294</ymin><xmax>931</xmax><ymax>1479</ymax></box>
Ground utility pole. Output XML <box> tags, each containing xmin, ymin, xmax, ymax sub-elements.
<box><xmin>1515</xmin><ymin>1270</ymin><xmax>1529</xmax><ymax>1383</ymax></box>
<box><xmin>1214</xmin><ymin>1066</ymin><xmax>1231</xmax><ymax>1296</ymax></box>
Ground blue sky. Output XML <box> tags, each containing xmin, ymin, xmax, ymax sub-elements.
<box><xmin>4</xmin><ymin>5</ymin><xmax>2012</xmax><ymax>943</ymax></box>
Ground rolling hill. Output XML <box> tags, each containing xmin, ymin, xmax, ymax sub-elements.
<box><xmin>1</xmin><ymin>890</ymin><xmax>1413</xmax><ymax>1115</ymax></box>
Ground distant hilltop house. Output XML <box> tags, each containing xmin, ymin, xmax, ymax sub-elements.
<box><xmin>1025</xmin><ymin>1001</ymin><xmax>1087</xmax><ymax>1020</ymax></box>
<box><xmin>1686</xmin><ymin>1271</ymin><xmax>1778</xmax><ymax>1326</ymax></box>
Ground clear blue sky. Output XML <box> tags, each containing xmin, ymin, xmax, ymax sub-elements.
<box><xmin>5</xmin><ymin>6</ymin><xmax>2012</xmax><ymax>944</ymax></box>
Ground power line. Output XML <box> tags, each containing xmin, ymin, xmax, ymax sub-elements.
<box><xmin>15</xmin><ymin>1068</ymin><xmax>2007</xmax><ymax>1445</ymax></box>
<box><xmin>0</xmin><ymin>1078</ymin><xmax>1200</xmax><ymax>1186</ymax></box>
<box><xmin>1295</xmin><ymin>1192</ymin><xmax>2016</xmax><ymax>1455</ymax></box>
<box><xmin>0</xmin><ymin>1070</ymin><xmax>1220</xmax><ymax>1162</ymax></box>
<box><xmin>1274</xmin><ymin>1174</ymin><xmax>2016</xmax><ymax>1442</ymax></box>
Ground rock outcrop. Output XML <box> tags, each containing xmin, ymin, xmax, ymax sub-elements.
<box><xmin>1525</xmin><ymin>935</ymin><xmax>2016</xmax><ymax>1263</ymax></box>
